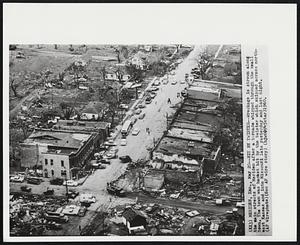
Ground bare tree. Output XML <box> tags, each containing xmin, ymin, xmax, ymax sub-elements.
<box><xmin>10</xmin><ymin>79</ymin><xmax>19</xmax><ymax>97</ymax></box>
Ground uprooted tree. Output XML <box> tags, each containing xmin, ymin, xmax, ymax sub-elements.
<box><xmin>125</xmin><ymin>64</ymin><xmax>144</xmax><ymax>82</ymax></box>
<box><xmin>10</xmin><ymin>78</ymin><xmax>19</xmax><ymax>97</ymax></box>
<box><xmin>60</xmin><ymin>102</ymin><xmax>75</xmax><ymax>120</ymax></box>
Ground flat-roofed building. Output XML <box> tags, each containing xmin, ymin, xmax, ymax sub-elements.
<box><xmin>20</xmin><ymin>129</ymin><xmax>95</xmax><ymax>179</ymax></box>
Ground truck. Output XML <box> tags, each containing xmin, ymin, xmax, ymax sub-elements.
<box><xmin>121</xmin><ymin>120</ymin><xmax>132</xmax><ymax>137</ymax></box>
<box><xmin>106</xmin><ymin>183</ymin><xmax>126</xmax><ymax>197</ymax></box>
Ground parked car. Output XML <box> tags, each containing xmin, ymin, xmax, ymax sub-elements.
<box><xmin>120</xmin><ymin>139</ymin><xmax>127</xmax><ymax>146</ymax></box>
<box><xmin>119</xmin><ymin>155</ymin><xmax>132</xmax><ymax>163</ymax></box>
<box><xmin>78</xmin><ymin>206</ymin><xmax>87</xmax><ymax>217</ymax></box>
<box><xmin>67</xmin><ymin>190</ymin><xmax>79</xmax><ymax>199</ymax></box>
<box><xmin>152</xmin><ymin>80</ymin><xmax>161</xmax><ymax>86</ymax></box>
<box><xmin>20</xmin><ymin>186</ymin><xmax>32</xmax><ymax>192</ymax></box>
<box><xmin>63</xmin><ymin>180</ymin><xmax>78</xmax><ymax>187</ymax></box>
<box><xmin>131</xmin><ymin>116</ymin><xmax>138</xmax><ymax>124</ymax></box>
<box><xmin>50</xmin><ymin>178</ymin><xmax>64</xmax><ymax>185</ymax></box>
<box><xmin>79</xmin><ymin>194</ymin><xmax>96</xmax><ymax>204</ymax></box>
<box><xmin>132</xmin><ymin>128</ymin><xmax>140</xmax><ymax>136</ymax></box>
<box><xmin>150</xmin><ymin>92</ymin><xmax>157</xmax><ymax>98</ymax></box>
<box><xmin>27</xmin><ymin>177</ymin><xmax>42</xmax><ymax>185</ymax></box>
<box><xmin>10</xmin><ymin>175</ymin><xmax>25</xmax><ymax>183</ymax></box>
<box><xmin>44</xmin><ymin>213</ymin><xmax>69</xmax><ymax>223</ymax></box>
<box><xmin>46</xmin><ymin>222</ymin><xmax>63</xmax><ymax>230</ymax></box>
<box><xmin>171</xmin><ymin>80</ymin><xmax>177</xmax><ymax>85</ymax></box>
<box><xmin>100</xmin><ymin>159</ymin><xmax>111</xmax><ymax>165</ymax></box>
<box><xmin>107</xmin><ymin>183</ymin><xmax>126</xmax><ymax>197</ymax></box>
<box><xmin>135</xmin><ymin>109</ymin><xmax>142</xmax><ymax>115</ymax></box>
<box><xmin>150</xmin><ymin>86</ymin><xmax>159</xmax><ymax>91</ymax></box>
<box><xmin>43</xmin><ymin>189</ymin><xmax>54</xmax><ymax>196</ymax></box>
<box><xmin>104</xmin><ymin>139</ymin><xmax>117</xmax><ymax>146</ymax></box>
<box><xmin>145</xmin><ymin>97</ymin><xmax>152</xmax><ymax>104</ymax></box>
<box><xmin>236</xmin><ymin>202</ymin><xmax>245</xmax><ymax>208</ymax></box>
<box><xmin>106</xmin><ymin>148</ymin><xmax>118</xmax><ymax>159</ymax></box>
<box><xmin>180</xmin><ymin>80</ymin><xmax>186</xmax><ymax>84</ymax></box>
<box><xmin>119</xmin><ymin>104</ymin><xmax>129</xmax><ymax>110</ymax></box>
<box><xmin>138</xmin><ymin>103</ymin><xmax>146</xmax><ymax>109</ymax></box>
<box><xmin>138</xmin><ymin>113</ymin><xmax>146</xmax><ymax>120</ymax></box>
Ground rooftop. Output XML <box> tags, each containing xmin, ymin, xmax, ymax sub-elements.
<box><xmin>24</xmin><ymin>129</ymin><xmax>93</xmax><ymax>151</ymax></box>
<box><xmin>56</xmin><ymin>120</ymin><xmax>110</xmax><ymax>130</ymax></box>
<box><xmin>167</xmin><ymin>127</ymin><xmax>214</xmax><ymax>143</ymax></box>
<box><xmin>82</xmin><ymin>101</ymin><xmax>107</xmax><ymax>114</ymax></box>
<box><xmin>155</xmin><ymin>136</ymin><xmax>213</xmax><ymax>158</ymax></box>
<box><xmin>176</xmin><ymin>111</ymin><xmax>222</xmax><ymax>128</ymax></box>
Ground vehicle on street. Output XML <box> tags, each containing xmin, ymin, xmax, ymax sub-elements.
<box><xmin>67</xmin><ymin>190</ymin><xmax>79</xmax><ymax>199</ymax></box>
<box><xmin>150</xmin><ymin>92</ymin><xmax>157</xmax><ymax>98</ymax></box>
<box><xmin>20</xmin><ymin>186</ymin><xmax>32</xmax><ymax>192</ymax></box>
<box><xmin>138</xmin><ymin>113</ymin><xmax>146</xmax><ymax>120</ymax></box>
<box><xmin>63</xmin><ymin>180</ymin><xmax>79</xmax><ymax>187</ymax></box>
<box><xmin>145</xmin><ymin>97</ymin><xmax>152</xmax><ymax>104</ymax></box>
<box><xmin>145</xmin><ymin>204</ymin><xmax>160</xmax><ymax>213</ymax></box>
<box><xmin>121</xmin><ymin>120</ymin><xmax>133</xmax><ymax>137</ymax></box>
<box><xmin>135</xmin><ymin>109</ymin><xmax>142</xmax><ymax>115</ymax></box>
<box><xmin>79</xmin><ymin>193</ymin><xmax>96</xmax><ymax>204</ymax></box>
<box><xmin>107</xmin><ymin>183</ymin><xmax>126</xmax><ymax>197</ymax></box>
<box><xmin>78</xmin><ymin>206</ymin><xmax>87</xmax><ymax>217</ymax></box>
<box><xmin>180</xmin><ymin>80</ymin><xmax>186</xmax><ymax>84</ymax></box>
<box><xmin>181</xmin><ymin>90</ymin><xmax>187</xmax><ymax>97</ymax></box>
<box><xmin>100</xmin><ymin>159</ymin><xmax>111</xmax><ymax>164</ymax></box>
<box><xmin>162</xmin><ymin>79</ymin><xmax>169</xmax><ymax>85</ymax></box>
<box><xmin>44</xmin><ymin>213</ymin><xmax>69</xmax><ymax>223</ymax></box>
<box><xmin>171</xmin><ymin>80</ymin><xmax>177</xmax><ymax>85</ymax></box>
<box><xmin>150</xmin><ymin>86</ymin><xmax>159</xmax><ymax>91</ymax></box>
<box><xmin>119</xmin><ymin>155</ymin><xmax>132</xmax><ymax>163</ymax></box>
<box><xmin>27</xmin><ymin>177</ymin><xmax>42</xmax><ymax>185</ymax></box>
<box><xmin>10</xmin><ymin>175</ymin><xmax>25</xmax><ymax>183</ymax></box>
<box><xmin>106</xmin><ymin>147</ymin><xmax>118</xmax><ymax>159</ymax></box>
<box><xmin>215</xmin><ymin>199</ymin><xmax>231</xmax><ymax>206</ymax></box>
<box><xmin>152</xmin><ymin>80</ymin><xmax>161</xmax><ymax>86</ymax></box>
<box><xmin>120</xmin><ymin>139</ymin><xmax>127</xmax><ymax>146</ymax></box>
<box><xmin>131</xmin><ymin>116</ymin><xmax>138</xmax><ymax>125</ymax></box>
<box><xmin>50</xmin><ymin>178</ymin><xmax>64</xmax><ymax>185</ymax></box>
<box><xmin>119</xmin><ymin>104</ymin><xmax>129</xmax><ymax>110</ymax></box>
<box><xmin>132</xmin><ymin>128</ymin><xmax>140</xmax><ymax>135</ymax></box>
<box><xmin>138</xmin><ymin>103</ymin><xmax>146</xmax><ymax>109</ymax></box>
<box><xmin>185</xmin><ymin>210</ymin><xmax>200</xmax><ymax>217</ymax></box>
<box><xmin>236</xmin><ymin>202</ymin><xmax>245</xmax><ymax>208</ymax></box>
<box><xmin>104</xmin><ymin>139</ymin><xmax>117</xmax><ymax>146</ymax></box>
<box><xmin>46</xmin><ymin>222</ymin><xmax>63</xmax><ymax>230</ymax></box>
<box><xmin>43</xmin><ymin>189</ymin><xmax>54</xmax><ymax>196</ymax></box>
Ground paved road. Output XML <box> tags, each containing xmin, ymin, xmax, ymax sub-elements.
<box><xmin>75</xmin><ymin>45</ymin><xmax>208</xmax><ymax>210</ymax></box>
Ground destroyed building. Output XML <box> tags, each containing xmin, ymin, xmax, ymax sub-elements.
<box><xmin>80</xmin><ymin>101</ymin><xmax>108</xmax><ymax>121</ymax></box>
<box><xmin>20</xmin><ymin>129</ymin><xmax>95</xmax><ymax>179</ymax></box>
<box><xmin>54</xmin><ymin>120</ymin><xmax>110</xmax><ymax>148</ymax></box>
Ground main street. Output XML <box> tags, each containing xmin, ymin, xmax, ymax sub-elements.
<box><xmin>77</xmin><ymin>46</ymin><xmax>208</xmax><ymax>209</ymax></box>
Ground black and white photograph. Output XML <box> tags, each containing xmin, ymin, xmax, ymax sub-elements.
<box><xmin>3</xmin><ymin>3</ymin><xmax>297</xmax><ymax>242</ymax></box>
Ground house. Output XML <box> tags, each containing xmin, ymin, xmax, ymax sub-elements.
<box><xmin>54</xmin><ymin>120</ymin><xmax>110</xmax><ymax>147</ymax></box>
<box><xmin>122</xmin><ymin>208</ymin><xmax>148</xmax><ymax>234</ymax></box>
<box><xmin>20</xmin><ymin>129</ymin><xmax>95</xmax><ymax>179</ymax></box>
<box><xmin>187</xmin><ymin>86</ymin><xmax>222</xmax><ymax>101</ymax></box>
<box><xmin>105</xmin><ymin>73</ymin><xmax>131</xmax><ymax>82</ymax></box>
<box><xmin>81</xmin><ymin>101</ymin><xmax>108</xmax><ymax>120</ymax></box>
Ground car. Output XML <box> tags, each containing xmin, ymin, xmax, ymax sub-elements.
<box><xmin>43</xmin><ymin>189</ymin><xmax>54</xmax><ymax>196</ymax></box>
<box><xmin>78</xmin><ymin>206</ymin><xmax>87</xmax><ymax>217</ymax></box>
<box><xmin>79</xmin><ymin>194</ymin><xmax>96</xmax><ymax>203</ymax></box>
<box><xmin>150</xmin><ymin>92</ymin><xmax>156</xmax><ymax>98</ymax></box>
<box><xmin>181</xmin><ymin>90</ymin><xmax>187</xmax><ymax>97</ymax></box>
<box><xmin>185</xmin><ymin>210</ymin><xmax>200</xmax><ymax>217</ymax></box>
<box><xmin>162</xmin><ymin>79</ymin><xmax>169</xmax><ymax>85</ymax></box>
<box><xmin>152</xmin><ymin>80</ymin><xmax>161</xmax><ymax>86</ymax></box>
<box><xmin>100</xmin><ymin>159</ymin><xmax>111</xmax><ymax>165</ymax></box>
<box><xmin>67</xmin><ymin>190</ymin><xmax>79</xmax><ymax>199</ymax></box>
<box><xmin>50</xmin><ymin>178</ymin><xmax>64</xmax><ymax>185</ymax></box>
<box><xmin>27</xmin><ymin>177</ymin><xmax>42</xmax><ymax>185</ymax></box>
<box><xmin>135</xmin><ymin>109</ymin><xmax>142</xmax><ymax>115</ymax></box>
<box><xmin>119</xmin><ymin>104</ymin><xmax>129</xmax><ymax>110</ymax></box>
<box><xmin>180</xmin><ymin>80</ymin><xmax>186</xmax><ymax>84</ymax></box>
<box><xmin>171</xmin><ymin>81</ymin><xmax>177</xmax><ymax>85</ymax></box>
<box><xmin>120</xmin><ymin>139</ymin><xmax>127</xmax><ymax>146</ymax></box>
<box><xmin>63</xmin><ymin>180</ymin><xmax>78</xmax><ymax>187</ymax></box>
<box><xmin>44</xmin><ymin>213</ymin><xmax>69</xmax><ymax>223</ymax></box>
<box><xmin>138</xmin><ymin>113</ymin><xmax>146</xmax><ymax>120</ymax></box>
<box><xmin>138</xmin><ymin>104</ymin><xmax>146</xmax><ymax>109</ymax></box>
<box><xmin>104</xmin><ymin>139</ymin><xmax>117</xmax><ymax>146</ymax></box>
<box><xmin>132</xmin><ymin>128</ymin><xmax>140</xmax><ymax>136</ymax></box>
<box><xmin>107</xmin><ymin>183</ymin><xmax>126</xmax><ymax>197</ymax></box>
<box><xmin>150</xmin><ymin>86</ymin><xmax>159</xmax><ymax>91</ymax></box>
<box><xmin>20</xmin><ymin>186</ymin><xmax>32</xmax><ymax>192</ymax></box>
<box><xmin>236</xmin><ymin>202</ymin><xmax>245</xmax><ymax>208</ymax></box>
<box><xmin>145</xmin><ymin>204</ymin><xmax>160</xmax><ymax>213</ymax></box>
<box><xmin>105</xmin><ymin>148</ymin><xmax>118</xmax><ymax>159</ymax></box>
<box><xmin>131</xmin><ymin>116</ymin><xmax>138</xmax><ymax>124</ymax></box>
<box><xmin>10</xmin><ymin>175</ymin><xmax>25</xmax><ymax>183</ymax></box>
<box><xmin>119</xmin><ymin>155</ymin><xmax>132</xmax><ymax>163</ymax></box>
<box><xmin>145</xmin><ymin>97</ymin><xmax>152</xmax><ymax>104</ymax></box>
<box><xmin>46</xmin><ymin>222</ymin><xmax>63</xmax><ymax>230</ymax></box>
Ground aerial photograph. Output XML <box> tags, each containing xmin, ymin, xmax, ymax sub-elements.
<box><xmin>9</xmin><ymin>44</ymin><xmax>244</xmax><ymax>236</ymax></box>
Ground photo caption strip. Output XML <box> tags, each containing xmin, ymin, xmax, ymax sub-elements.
<box><xmin>242</xmin><ymin>46</ymin><xmax>272</xmax><ymax>236</ymax></box>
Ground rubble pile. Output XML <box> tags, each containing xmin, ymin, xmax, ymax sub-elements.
<box><xmin>10</xmin><ymin>193</ymin><xmax>68</xmax><ymax>236</ymax></box>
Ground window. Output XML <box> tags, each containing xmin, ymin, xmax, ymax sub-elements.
<box><xmin>51</xmin><ymin>170</ymin><xmax>54</xmax><ymax>176</ymax></box>
<box><xmin>61</xmin><ymin>169</ymin><xmax>66</xmax><ymax>177</ymax></box>
<box><xmin>61</xmin><ymin>160</ymin><xmax>64</xmax><ymax>167</ymax></box>
<box><xmin>50</xmin><ymin>159</ymin><xmax>53</xmax><ymax>165</ymax></box>
<box><xmin>45</xmin><ymin>159</ymin><xmax>48</xmax><ymax>165</ymax></box>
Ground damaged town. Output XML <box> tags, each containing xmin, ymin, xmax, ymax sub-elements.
<box><xmin>9</xmin><ymin>44</ymin><xmax>244</xmax><ymax>236</ymax></box>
